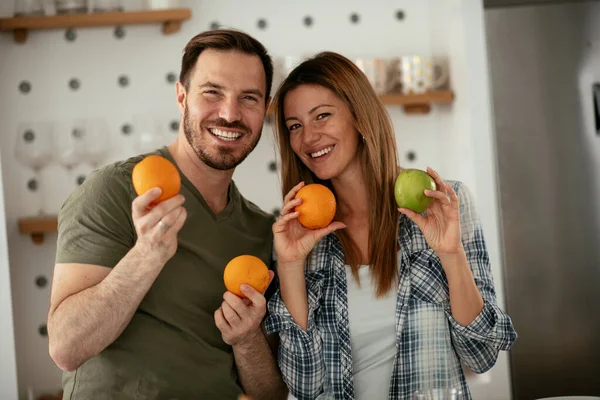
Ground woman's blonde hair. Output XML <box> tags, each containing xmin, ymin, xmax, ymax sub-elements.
<box><xmin>272</xmin><ymin>52</ymin><xmax>401</xmax><ymax>296</ymax></box>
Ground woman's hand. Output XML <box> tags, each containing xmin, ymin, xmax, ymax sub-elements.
<box><xmin>273</xmin><ymin>182</ymin><xmax>346</xmax><ymax>265</ymax></box>
<box><xmin>398</xmin><ymin>167</ymin><xmax>463</xmax><ymax>256</ymax></box>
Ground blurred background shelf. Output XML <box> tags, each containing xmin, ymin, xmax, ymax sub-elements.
<box><xmin>380</xmin><ymin>90</ymin><xmax>455</xmax><ymax>113</ymax></box>
<box><xmin>18</xmin><ymin>216</ymin><xmax>58</xmax><ymax>244</ymax></box>
<box><xmin>0</xmin><ymin>8</ymin><xmax>192</xmax><ymax>43</ymax></box>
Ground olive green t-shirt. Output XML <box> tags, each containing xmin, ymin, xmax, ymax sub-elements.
<box><xmin>56</xmin><ymin>147</ymin><xmax>275</xmax><ymax>400</ymax></box>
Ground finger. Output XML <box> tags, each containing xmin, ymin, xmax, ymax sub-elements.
<box><xmin>260</xmin><ymin>270</ymin><xmax>275</xmax><ymax>296</ymax></box>
<box><xmin>149</xmin><ymin>206</ymin><xmax>185</xmax><ymax>242</ymax></box>
<box><xmin>283</xmin><ymin>181</ymin><xmax>305</xmax><ymax>204</ymax></box>
<box><xmin>164</xmin><ymin>207</ymin><xmax>187</xmax><ymax>236</ymax></box>
<box><xmin>240</xmin><ymin>284</ymin><xmax>266</xmax><ymax>309</ymax></box>
<box><xmin>447</xmin><ymin>183</ymin><xmax>459</xmax><ymax>204</ymax></box>
<box><xmin>280</xmin><ymin>197</ymin><xmax>302</xmax><ymax>216</ymax></box>
<box><xmin>424</xmin><ymin>189</ymin><xmax>450</xmax><ymax>205</ymax></box>
<box><xmin>214</xmin><ymin>308</ymin><xmax>230</xmax><ymax>331</ymax></box>
<box><xmin>137</xmin><ymin>194</ymin><xmax>185</xmax><ymax>229</ymax></box>
<box><xmin>272</xmin><ymin>211</ymin><xmax>300</xmax><ymax>233</ymax></box>
<box><xmin>426</xmin><ymin>167</ymin><xmax>446</xmax><ymax>191</ymax></box>
<box><xmin>310</xmin><ymin>221</ymin><xmax>347</xmax><ymax>243</ymax></box>
<box><xmin>223</xmin><ymin>291</ymin><xmax>248</xmax><ymax>314</ymax></box>
<box><xmin>398</xmin><ymin>207</ymin><xmax>427</xmax><ymax>230</ymax></box>
<box><xmin>132</xmin><ymin>187</ymin><xmax>162</xmax><ymax>219</ymax></box>
<box><xmin>221</xmin><ymin>300</ymin><xmax>242</xmax><ymax>324</ymax></box>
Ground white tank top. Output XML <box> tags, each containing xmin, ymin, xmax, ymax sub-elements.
<box><xmin>345</xmin><ymin>264</ymin><xmax>397</xmax><ymax>399</ymax></box>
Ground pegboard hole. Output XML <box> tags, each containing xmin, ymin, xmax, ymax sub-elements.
<box><xmin>118</xmin><ymin>75</ymin><xmax>129</xmax><ymax>87</ymax></box>
<box><xmin>69</xmin><ymin>78</ymin><xmax>80</xmax><ymax>91</ymax></box>
<box><xmin>35</xmin><ymin>275</ymin><xmax>48</xmax><ymax>288</ymax></box>
<box><xmin>350</xmin><ymin>13</ymin><xmax>360</xmax><ymax>24</ymax></box>
<box><xmin>406</xmin><ymin>150</ymin><xmax>417</xmax><ymax>162</ymax></box>
<box><xmin>210</xmin><ymin>21</ymin><xmax>220</xmax><ymax>30</ymax></box>
<box><xmin>27</xmin><ymin>179</ymin><xmax>38</xmax><ymax>192</ymax></box>
<box><xmin>272</xmin><ymin>208</ymin><xmax>280</xmax><ymax>217</ymax></box>
<box><xmin>19</xmin><ymin>81</ymin><xmax>31</xmax><ymax>94</ymax></box>
<box><xmin>65</xmin><ymin>28</ymin><xmax>77</xmax><ymax>41</ymax></box>
<box><xmin>257</xmin><ymin>18</ymin><xmax>267</xmax><ymax>30</ymax></box>
<box><xmin>268</xmin><ymin>161</ymin><xmax>277</xmax><ymax>172</ymax></box>
<box><xmin>166</xmin><ymin>72</ymin><xmax>177</xmax><ymax>84</ymax></box>
<box><xmin>76</xmin><ymin>175</ymin><xmax>86</xmax><ymax>186</ymax></box>
<box><xmin>170</xmin><ymin>120</ymin><xmax>179</xmax><ymax>132</ymax></box>
<box><xmin>114</xmin><ymin>26</ymin><xmax>125</xmax><ymax>39</ymax></box>
<box><xmin>38</xmin><ymin>324</ymin><xmax>48</xmax><ymax>337</ymax></box>
<box><xmin>121</xmin><ymin>123</ymin><xmax>132</xmax><ymax>135</ymax></box>
<box><xmin>303</xmin><ymin>16</ymin><xmax>313</xmax><ymax>27</ymax></box>
<box><xmin>396</xmin><ymin>10</ymin><xmax>406</xmax><ymax>21</ymax></box>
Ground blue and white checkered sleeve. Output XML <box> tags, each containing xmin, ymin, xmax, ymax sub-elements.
<box><xmin>264</xmin><ymin>266</ymin><xmax>326</xmax><ymax>400</ymax></box>
<box><xmin>444</xmin><ymin>182</ymin><xmax>518</xmax><ymax>373</ymax></box>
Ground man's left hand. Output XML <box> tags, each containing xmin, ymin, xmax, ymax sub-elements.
<box><xmin>214</xmin><ymin>271</ymin><xmax>275</xmax><ymax>348</ymax></box>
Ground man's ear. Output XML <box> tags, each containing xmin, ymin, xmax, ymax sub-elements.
<box><xmin>176</xmin><ymin>81</ymin><xmax>186</xmax><ymax>115</ymax></box>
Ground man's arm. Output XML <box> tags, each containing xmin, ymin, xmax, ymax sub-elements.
<box><xmin>233</xmin><ymin>330</ymin><xmax>287</xmax><ymax>400</ymax></box>
<box><xmin>48</xmin><ymin>188</ymin><xmax>187</xmax><ymax>371</ymax></box>
<box><xmin>215</xmin><ymin>281</ymin><xmax>287</xmax><ymax>400</ymax></box>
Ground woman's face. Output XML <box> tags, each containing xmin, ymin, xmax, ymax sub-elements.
<box><xmin>283</xmin><ymin>84</ymin><xmax>361</xmax><ymax>181</ymax></box>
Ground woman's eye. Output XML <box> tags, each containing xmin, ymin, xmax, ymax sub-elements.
<box><xmin>288</xmin><ymin>123</ymin><xmax>301</xmax><ymax>131</ymax></box>
<box><xmin>316</xmin><ymin>113</ymin><xmax>331</xmax><ymax>120</ymax></box>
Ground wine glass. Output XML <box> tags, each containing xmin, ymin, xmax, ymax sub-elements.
<box><xmin>80</xmin><ymin>117</ymin><xmax>110</xmax><ymax>169</ymax></box>
<box><xmin>14</xmin><ymin>121</ymin><xmax>53</xmax><ymax>215</ymax></box>
<box><xmin>132</xmin><ymin>113</ymin><xmax>166</xmax><ymax>154</ymax></box>
<box><xmin>54</xmin><ymin>120</ymin><xmax>86</xmax><ymax>171</ymax></box>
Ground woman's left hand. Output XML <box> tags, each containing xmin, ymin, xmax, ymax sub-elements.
<box><xmin>398</xmin><ymin>167</ymin><xmax>464</xmax><ymax>256</ymax></box>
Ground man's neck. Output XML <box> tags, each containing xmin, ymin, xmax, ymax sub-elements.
<box><xmin>167</xmin><ymin>138</ymin><xmax>233</xmax><ymax>214</ymax></box>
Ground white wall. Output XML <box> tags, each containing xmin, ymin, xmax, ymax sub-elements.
<box><xmin>0</xmin><ymin>154</ymin><xmax>19</xmax><ymax>400</ymax></box>
<box><xmin>0</xmin><ymin>0</ymin><xmax>511</xmax><ymax>398</ymax></box>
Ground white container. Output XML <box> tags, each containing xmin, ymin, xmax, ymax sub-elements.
<box><xmin>145</xmin><ymin>0</ymin><xmax>179</xmax><ymax>10</ymax></box>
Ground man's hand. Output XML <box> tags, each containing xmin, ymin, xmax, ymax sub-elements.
<box><xmin>214</xmin><ymin>271</ymin><xmax>275</xmax><ymax>348</ymax></box>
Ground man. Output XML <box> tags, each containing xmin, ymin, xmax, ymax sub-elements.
<box><xmin>47</xmin><ymin>30</ymin><xmax>287</xmax><ymax>399</ymax></box>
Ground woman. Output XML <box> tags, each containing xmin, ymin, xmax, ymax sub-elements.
<box><xmin>264</xmin><ymin>52</ymin><xmax>517</xmax><ymax>400</ymax></box>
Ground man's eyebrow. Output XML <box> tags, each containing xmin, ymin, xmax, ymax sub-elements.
<box><xmin>197</xmin><ymin>81</ymin><xmax>224</xmax><ymax>90</ymax></box>
<box><xmin>197</xmin><ymin>82</ymin><xmax>264</xmax><ymax>98</ymax></box>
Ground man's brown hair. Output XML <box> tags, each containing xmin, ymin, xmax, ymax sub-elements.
<box><xmin>179</xmin><ymin>29</ymin><xmax>274</xmax><ymax>102</ymax></box>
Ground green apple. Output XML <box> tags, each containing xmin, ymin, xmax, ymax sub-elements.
<box><xmin>394</xmin><ymin>169</ymin><xmax>437</xmax><ymax>213</ymax></box>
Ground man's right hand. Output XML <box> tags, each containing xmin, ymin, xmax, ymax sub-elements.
<box><xmin>132</xmin><ymin>187</ymin><xmax>187</xmax><ymax>265</ymax></box>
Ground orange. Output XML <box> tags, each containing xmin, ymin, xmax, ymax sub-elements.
<box><xmin>224</xmin><ymin>255</ymin><xmax>270</xmax><ymax>298</ymax></box>
<box><xmin>294</xmin><ymin>183</ymin><xmax>336</xmax><ymax>229</ymax></box>
<box><xmin>132</xmin><ymin>155</ymin><xmax>181</xmax><ymax>205</ymax></box>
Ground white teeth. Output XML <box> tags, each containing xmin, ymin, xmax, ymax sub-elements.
<box><xmin>310</xmin><ymin>146</ymin><xmax>334</xmax><ymax>158</ymax></box>
<box><xmin>210</xmin><ymin>128</ymin><xmax>242</xmax><ymax>141</ymax></box>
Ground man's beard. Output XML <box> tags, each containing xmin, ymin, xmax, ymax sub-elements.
<box><xmin>183</xmin><ymin>108</ymin><xmax>262</xmax><ymax>171</ymax></box>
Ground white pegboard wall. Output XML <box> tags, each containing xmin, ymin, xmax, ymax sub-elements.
<box><xmin>0</xmin><ymin>0</ymin><xmax>507</xmax><ymax>398</ymax></box>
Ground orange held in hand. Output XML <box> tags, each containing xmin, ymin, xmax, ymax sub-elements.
<box><xmin>294</xmin><ymin>183</ymin><xmax>336</xmax><ymax>229</ymax></box>
<box><xmin>224</xmin><ymin>255</ymin><xmax>270</xmax><ymax>298</ymax></box>
<box><xmin>132</xmin><ymin>155</ymin><xmax>181</xmax><ymax>204</ymax></box>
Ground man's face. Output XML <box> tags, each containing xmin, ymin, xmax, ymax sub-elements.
<box><xmin>181</xmin><ymin>49</ymin><xmax>268</xmax><ymax>171</ymax></box>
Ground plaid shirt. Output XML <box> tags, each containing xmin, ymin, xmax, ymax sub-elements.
<box><xmin>265</xmin><ymin>181</ymin><xmax>517</xmax><ymax>400</ymax></box>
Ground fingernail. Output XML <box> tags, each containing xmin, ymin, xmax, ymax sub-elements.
<box><xmin>153</xmin><ymin>187</ymin><xmax>162</xmax><ymax>195</ymax></box>
<box><xmin>240</xmin><ymin>284</ymin><xmax>250</xmax><ymax>293</ymax></box>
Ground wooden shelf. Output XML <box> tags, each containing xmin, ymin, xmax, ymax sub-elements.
<box><xmin>380</xmin><ymin>90</ymin><xmax>455</xmax><ymax>114</ymax></box>
<box><xmin>18</xmin><ymin>216</ymin><xmax>58</xmax><ymax>244</ymax></box>
<box><xmin>0</xmin><ymin>8</ymin><xmax>192</xmax><ymax>43</ymax></box>
<box><xmin>267</xmin><ymin>90</ymin><xmax>454</xmax><ymax>118</ymax></box>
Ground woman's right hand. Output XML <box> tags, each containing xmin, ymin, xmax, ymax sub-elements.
<box><xmin>273</xmin><ymin>182</ymin><xmax>346</xmax><ymax>265</ymax></box>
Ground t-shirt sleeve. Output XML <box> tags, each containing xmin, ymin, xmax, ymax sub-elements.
<box><xmin>55</xmin><ymin>163</ymin><xmax>136</xmax><ymax>268</ymax></box>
